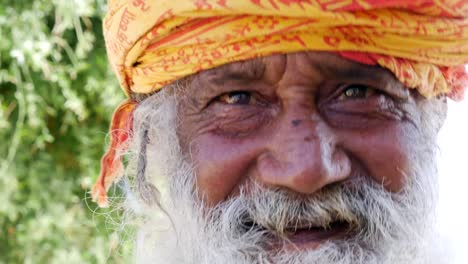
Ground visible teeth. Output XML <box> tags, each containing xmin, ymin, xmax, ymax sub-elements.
<box><xmin>288</xmin><ymin>223</ymin><xmax>329</xmax><ymax>230</ymax></box>
<box><xmin>285</xmin><ymin>220</ymin><xmax>346</xmax><ymax>232</ymax></box>
<box><xmin>241</xmin><ymin>219</ymin><xmax>350</xmax><ymax>235</ymax></box>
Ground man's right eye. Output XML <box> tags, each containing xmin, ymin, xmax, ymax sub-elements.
<box><xmin>217</xmin><ymin>91</ymin><xmax>256</xmax><ymax>105</ymax></box>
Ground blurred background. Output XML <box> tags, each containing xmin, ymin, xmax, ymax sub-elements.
<box><xmin>0</xmin><ymin>1</ymin><xmax>130</xmax><ymax>263</ymax></box>
<box><xmin>0</xmin><ymin>1</ymin><xmax>466</xmax><ymax>264</ymax></box>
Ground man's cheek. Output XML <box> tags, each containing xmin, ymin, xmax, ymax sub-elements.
<box><xmin>189</xmin><ymin>134</ymin><xmax>265</xmax><ymax>206</ymax></box>
<box><xmin>339</xmin><ymin>125</ymin><xmax>418</xmax><ymax>192</ymax></box>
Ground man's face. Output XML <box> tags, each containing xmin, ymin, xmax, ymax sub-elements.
<box><xmin>131</xmin><ymin>52</ymin><xmax>447</xmax><ymax>263</ymax></box>
<box><xmin>178</xmin><ymin>51</ymin><xmax>424</xmax><ymax>203</ymax></box>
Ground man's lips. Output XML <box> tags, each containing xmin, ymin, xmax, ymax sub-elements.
<box><xmin>282</xmin><ymin>220</ymin><xmax>350</xmax><ymax>249</ymax></box>
<box><xmin>242</xmin><ymin>220</ymin><xmax>351</xmax><ymax>250</ymax></box>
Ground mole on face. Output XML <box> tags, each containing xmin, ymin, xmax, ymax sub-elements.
<box><xmin>292</xmin><ymin>119</ymin><xmax>302</xmax><ymax>127</ymax></box>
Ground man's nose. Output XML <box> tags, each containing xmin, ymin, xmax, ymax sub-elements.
<box><xmin>256</xmin><ymin>115</ymin><xmax>351</xmax><ymax>194</ymax></box>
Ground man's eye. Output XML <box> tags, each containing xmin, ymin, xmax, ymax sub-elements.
<box><xmin>218</xmin><ymin>91</ymin><xmax>256</xmax><ymax>105</ymax></box>
<box><xmin>338</xmin><ymin>85</ymin><xmax>378</xmax><ymax>100</ymax></box>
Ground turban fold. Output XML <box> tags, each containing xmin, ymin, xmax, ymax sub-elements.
<box><xmin>92</xmin><ymin>0</ymin><xmax>468</xmax><ymax>207</ymax></box>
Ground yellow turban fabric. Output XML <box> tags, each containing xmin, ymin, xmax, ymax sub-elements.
<box><xmin>103</xmin><ymin>0</ymin><xmax>468</xmax><ymax>99</ymax></box>
<box><xmin>92</xmin><ymin>0</ymin><xmax>468</xmax><ymax>207</ymax></box>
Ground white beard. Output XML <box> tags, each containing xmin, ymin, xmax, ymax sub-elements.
<box><xmin>122</xmin><ymin>91</ymin><xmax>448</xmax><ymax>264</ymax></box>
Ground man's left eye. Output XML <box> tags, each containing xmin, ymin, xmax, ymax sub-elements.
<box><xmin>218</xmin><ymin>91</ymin><xmax>256</xmax><ymax>105</ymax></box>
<box><xmin>338</xmin><ymin>84</ymin><xmax>378</xmax><ymax>100</ymax></box>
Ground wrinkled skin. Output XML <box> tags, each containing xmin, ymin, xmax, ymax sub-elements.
<box><xmin>177</xmin><ymin>52</ymin><xmax>445</xmax><ymax>207</ymax></box>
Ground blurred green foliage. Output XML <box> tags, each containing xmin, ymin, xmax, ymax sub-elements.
<box><xmin>0</xmin><ymin>1</ymin><xmax>131</xmax><ymax>263</ymax></box>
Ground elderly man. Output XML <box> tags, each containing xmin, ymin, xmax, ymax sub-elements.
<box><xmin>92</xmin><ymin>1</ymin><xmax>467</xmax><ymax>263</ymax></box>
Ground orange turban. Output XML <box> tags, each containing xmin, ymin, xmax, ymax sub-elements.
<box><xmin>92</xmin><ymin>0</ymin><xmax>468</xmax><ymax>207</ymax></box>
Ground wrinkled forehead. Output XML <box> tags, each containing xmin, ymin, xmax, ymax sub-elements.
<box><xmin>187</xmin><ymin>52</ymin><xmax>410</xmax><ymax>99</ymax></box>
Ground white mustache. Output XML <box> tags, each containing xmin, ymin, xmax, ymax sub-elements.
<box><xmin>206</xmin><ymin>177</ymin><xmax>411</xmax><ymax>242</ymax></box>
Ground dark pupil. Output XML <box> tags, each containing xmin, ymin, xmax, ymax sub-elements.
<box><xmin>345</xmin><ymin>86</ymin><xmax>367</xmax><ymax>98</ymax></box>
<box><xmin>228</xmin><ymin>92</ymin><xmax>251</xmax><ymax>104</ymax></box>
